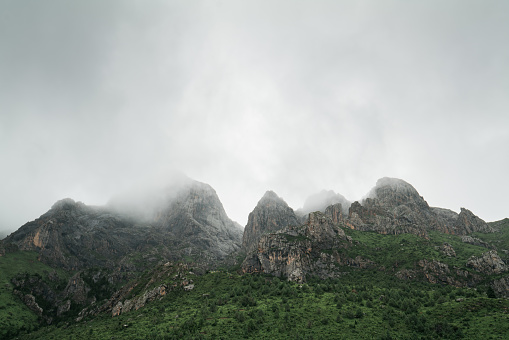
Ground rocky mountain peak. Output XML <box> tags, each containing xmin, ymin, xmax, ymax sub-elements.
<box><xmin>242</xmin><ymin>191</ymin><xmax>298</xmax><ymax>253</ymax></box>
<box><xmin>50</xmin><ymin>198</ymin><xmax>81</xmax><ymax>211</ymax></box>
<box><xmin>4</xmin><ymin>178</ymin><xmax>243</xmax><ymax>270</ymax></box>
<box><xmin>364</xmin><ymin>177</ymin><xmax>428</xmax><ymax>209</ymax></box>
<box><xmin>454</xmin><ymin>208</ymin><xmax>495</xmax><ymax>234</ymax></box>
<box><xmin>259</xmin><ymin>190</ymin><xmax>283</xmax><ymax>203</ymax></box>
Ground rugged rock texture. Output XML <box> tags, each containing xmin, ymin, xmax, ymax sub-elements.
<box><xmin>461</xmin><ymin>236</ymin><xmax>491</xmax><ymax>248</ymax></box>
<box><xmin>466</xmin><ymin>250</ymin><xmax>508</xmax><ymax>275</ymax></box>
<box><xmin>3</xmin><ymin>179</ymin><xmax>243</xmax><ymax>270</ymax></box>
<box><xmin>242</xmin><ymin>191</ymin><xmax>299</xmax><ymax>254</ymax></box>
<box><xmin>153</xmin><ymin>180</ymin><xmax>243</xmax><ymax>259</ymax></box>
<box><xmin>431</xmin><ymin>207</ymin><xmax>459</xmax><ymax>226</ymax></box>
<box><xmin>324</xmin><ymin>203</ymin><xmax>344</xmax><ymax>225</ymax></box>
<box><xmin>344</xmin><ymin>178</ymin><xmax>492</xmax><ymax>237</ymax></box>
<box><xmin>491</xmin><ymin>276</ymin><xmax>509</xmax><ymax>298</ymax></box>
<box><xmin>440</xmin><ymin>243</ymin><xmax>456</xmax><ymax>257</ymax></box>
<box><xmin>454</xmin><ymin>208</ymin><xmax>495</xmax><ymax>234</ymax></box>
<box><xmin>397</xmin><ymin>260</ymin><xmax>482</xmax><ymax>288</ymax></box>
<box><xmin>242</xmin><ymin>211</ymin><xmax>364</xmax><ymax>282</ymax></box>
<box><xmin>88</xmin><ymin>262</ymin><xmax>193</xmax><ymax>318</ymax></box>
<box><xmin>345</xmin><ymin>178</ymin><xmax>443</xmax><ymax>236</ymax></box>
<box><xmin>64</xmin><ymin>273</ymin><xmax>90</xmax><ymax>305</ymax></box>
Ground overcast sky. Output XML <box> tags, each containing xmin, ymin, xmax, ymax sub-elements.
<box><xmin>1</xmin><ymin>0</ymin><xmax>508</xmax><ymax>235</ymax></box>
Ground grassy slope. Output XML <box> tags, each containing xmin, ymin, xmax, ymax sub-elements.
<box><xmin>340</xmin><ymin>227</ymin><xmax>486</xmax><ymax>272</ymax></box>
<box><xmin>475</xmin><ymin>218</ymin><xmax>509</xmax><ymax>254</ymax></box>
<box><xmin>7</xmin><ymin>220</ymin><xmax>509</xmax><ymax>339</ymax></box>
<box><xmin>18</xmin><ymin>270</ymin><xmax>509</xmax><ymax>340</ymax></box>
<box><xmin>0</xmin><ymin>251</ymin><xmax>69</xmax><ymax>339</ymax></box>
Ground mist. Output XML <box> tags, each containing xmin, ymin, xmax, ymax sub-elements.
<box><xmin>298</xmin><ymin>190</ymin><xmax>351</xmax><ymax>216</ymax></box>
<box><xmin>1</xmin><ymin>1</ymin><xmax>508</xmax><ymax>235</ymax></box>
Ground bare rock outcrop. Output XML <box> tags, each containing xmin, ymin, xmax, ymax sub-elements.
<box><xmin>461</xmin><ymin>235</ymin><xmax>491</xmax><ymax>248</ymax></box>
<box><xmin>242</xmin><ymin>211</ymin><xmax>360</xmax><ymax>282</ymax></box>
<box><xmin>345</xmin><ymin>178</ymin><xmax>449</xmax><ymax>236</ymax></box>
<box><xmin>454</xmin><ymin>208</ymin><xmax>495</xmax><ymax>234</ymax></box>
<box><xmin>440</xmin><ymin>243</ymin><xmax>456</xmax><ymax>257</ymax></box>
<box><xmin>343</xmin><ymin>178</ymin><xmax>494</xmax><ymax>237</ymax></box>
<box><xmin>466</xmin><ymin>250</ymin><xmax>508</xmax><ymax>275</ymax></box>
<box><xmin>491</xmin><ymin>276</ymin><xmax>509</xmax><ymax>298</ymax></box>
<box><xmin>4</xmin><ymin>179</ymin><xmax>243</xmax><ymax>270</ymax></box>
<box><xmin>242</xmin><ymin>191</ymin><xmax>299</xmax><ymax>254</ymax></box>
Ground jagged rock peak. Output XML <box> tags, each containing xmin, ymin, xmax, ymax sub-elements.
<box><xmin>370</xmin><ymin>177</ymin><xmax>419</xmax><ymax>197</ymax></box>
<box><xmin>364</xmin><ymin>177</ymin><xmax>428</xmax><ymax>208</ymax></box>
<box><xmin>242</xmin><ymin>191</ymin><xmax>298</xmax><ymax>253</ymax></box>
<box><xmin>50</xmin><ymin>198</ymin><xmax>79</xmax><ymax>210</ymax></box>
<box><xmin>454</xmin><ymin>208</ymin><xmax>494</xmax><ymax>234</ymax></box>
<box><xmin>259</xmin><ymin>190</ymin><xmax>285</xmax><ymax>204</ymax></box>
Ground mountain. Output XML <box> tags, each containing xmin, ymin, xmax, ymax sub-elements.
<box><xmin>2</xmin><ymin>179</ymin><xmax>243</xmax><ymax>271</ymax></box>
<box><xmin>242</xmin><ymin>177</ymin><xmax>502</xmax><ymax>284</ymax></box>
<box><xmin>241</xmin><ymin>191</ymin><xmax>299</xmax><ymax>254</ymax></box>
<box><xmin>242</xmin><ymin>210</ymin><xmax>357</xmax><ymax>282</ymax></box>
<box><xmin>347</xmin><ymin>177</ymin><xmax>493</xmax><ymax>236</ymax></box>
<box><xmin>2</xmin><ymin>176</ymin><xmax>509</xmax><ymax>339</ymax></box>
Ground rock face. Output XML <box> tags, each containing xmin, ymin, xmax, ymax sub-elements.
<box><xmin>345</xmin><ymin>178</ymin><xmax>492</xmax><ymax>237</ymax></box>
<box><xmin>242</xmin><ymin>211</ymin><xmax>365</xmax><ymax>282</ymax></box>
<box><xmin>242</xmin><ymin>191</ymin><xmax>299</xmax><ymax>254</ymax></box>
<box><xmin>491</xmin><ymin>276</ymin><xmax>509</xmax><ymax>298</ymax></box>
<box><xmin>240</xmin><ymin>177</ymin><xmax>498</xmax><ymax>284</ymax></box>
<box><xmin>466</xmin><ymin>250</ymin><xmax>508</xmax><ymax>275</ymax></box>
<box><xmin>454</xmin><ymin>208</ymin><xmax>494</xmax><ymax>234</ymax></box>
<box><xmin>153</xmin><ymin>180</ymin><xmax>244</xmax><ymax>259</ymax></box>
<box><xmin>461</xmin><ymin>235</ymin><xmax>491</xmax><ymax>248</ymax></box>
<box><xmin>346</xmin><ymin>178</ymin><xmax>449</xmax><ymax>236</ymax></box>
<box><xmin>3</xmin><ymin>179</ymin><xmax>243</xmax><ymax>270</ymax></box>
<box><xmin>440</xmin><ymin>243</ymin><xmax>456</xmax><ymax>257</ymax></box>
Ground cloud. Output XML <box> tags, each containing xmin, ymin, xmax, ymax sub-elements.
<box><xmin>0</xmin><ymin>1</ymin><xmax>508</xmax><ymax>233</ymax></box>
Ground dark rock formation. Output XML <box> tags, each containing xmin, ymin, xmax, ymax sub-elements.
<box><xmin>242</xmin><ymin>191</ymin><xmax>299</xmax><ymax>254</ymax></box>
<box><xmin>153</xmin><ymin>180</ymin><xmax>243</xmax><ymax>259</ymax></box>
<box><xmin>412</xmin><ymin>259</ymin><xmax>480</xmax><ymax>287</ymax></box>
<box><xmin>454</xmin><ymin>208</ymin><xmax>495</xmax><ymax>234</ymax></box>
<box><xmin>431</xmin><ymin>207</ymin><xmax>459</xmax><ymax>226</ymax></box>
<box><xmin>461</xmin><ymin>235</ymin><xmax>491</xmax><ymax>248</ymax></box>
<box><xmin>345</xmin><ymin>178</ymin><xmax>453</xmax><ymax>236</ymax></box>
<box><xmin>344</xmin><ymin>178</ymin><xmax>493</xmax><ymax>237</ymax></box>
<box><xmin>242</xmin><ymin>211</ymin><xmax>363</xmax><ymax>282</ymax></box>
<box><xmin>4</xmin><ymin>179</ymin><xmax>243</xmax><ymax>270</ymax></box>
<box><xmin>466</xmin><ymin>250</ymin><xmax>508</xmax><ymax>275</ymax></box>
<box><xmin>440</xmin><ymin>243</ymin><xmax>456</xmax><ymax>257</ymax></box>
<box><xmin>491</xmin><ymin>276</ymin><xmax>509</xmax><ymax>298</ymax></box>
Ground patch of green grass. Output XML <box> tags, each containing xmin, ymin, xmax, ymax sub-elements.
<box><xmin>0</xmin><ymin>251</ymin><xmax>70</xmax><ymax>339</ymax></box>
<box><xmin>282</xmin><ymin>233</ymin><xmax>308</xmax><ymax>242</ymax></box>
<box><xmin>475</xmin><ymin>218</ymin><xmax>509</xmax><ymax>254</ymax></box>
<box><xmin>17</xmin><ymin>270</ymin><xmax>509</xmax><ymax>339</ymax></box>
<box><xmin>341</xmin><ymin>228</ymin><xmax>486</xmax><ymax>271</ymax></box>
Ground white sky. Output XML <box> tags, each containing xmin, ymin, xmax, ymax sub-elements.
<box><xmin>1</xmin><ymin>0</ymin><xmax>508</xmax><ymax>233</ymax></box>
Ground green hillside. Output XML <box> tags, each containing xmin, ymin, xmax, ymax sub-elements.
<box><xmin>17</xmin><ymin>270</ymin><xmax>509</xmax><ymax>340</ymax></box>
<box><xmin>2</xmin><ymin>219</ymin><xmax>509</xmax><ymax>339</ymax></box>
<box><xmin>0</xmin><ymin>251</ymin><xmax>69</xmax><ymax>339</ymax></box>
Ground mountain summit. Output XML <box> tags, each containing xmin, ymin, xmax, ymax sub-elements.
<box><xmin>3</xmin><ymin>179</ymin><xmax>242</xmax><ymax>271</ymax></box>
<box><xmin>242</xmin><ymin>191</ymin><xmax>298</xmax><ymax>253</ymax></box>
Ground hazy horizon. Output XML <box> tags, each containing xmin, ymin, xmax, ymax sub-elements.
<box><xmin>1</xmin><ymin>1</ymin><xmax>508</xmax><ymax>234</ymax></box>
